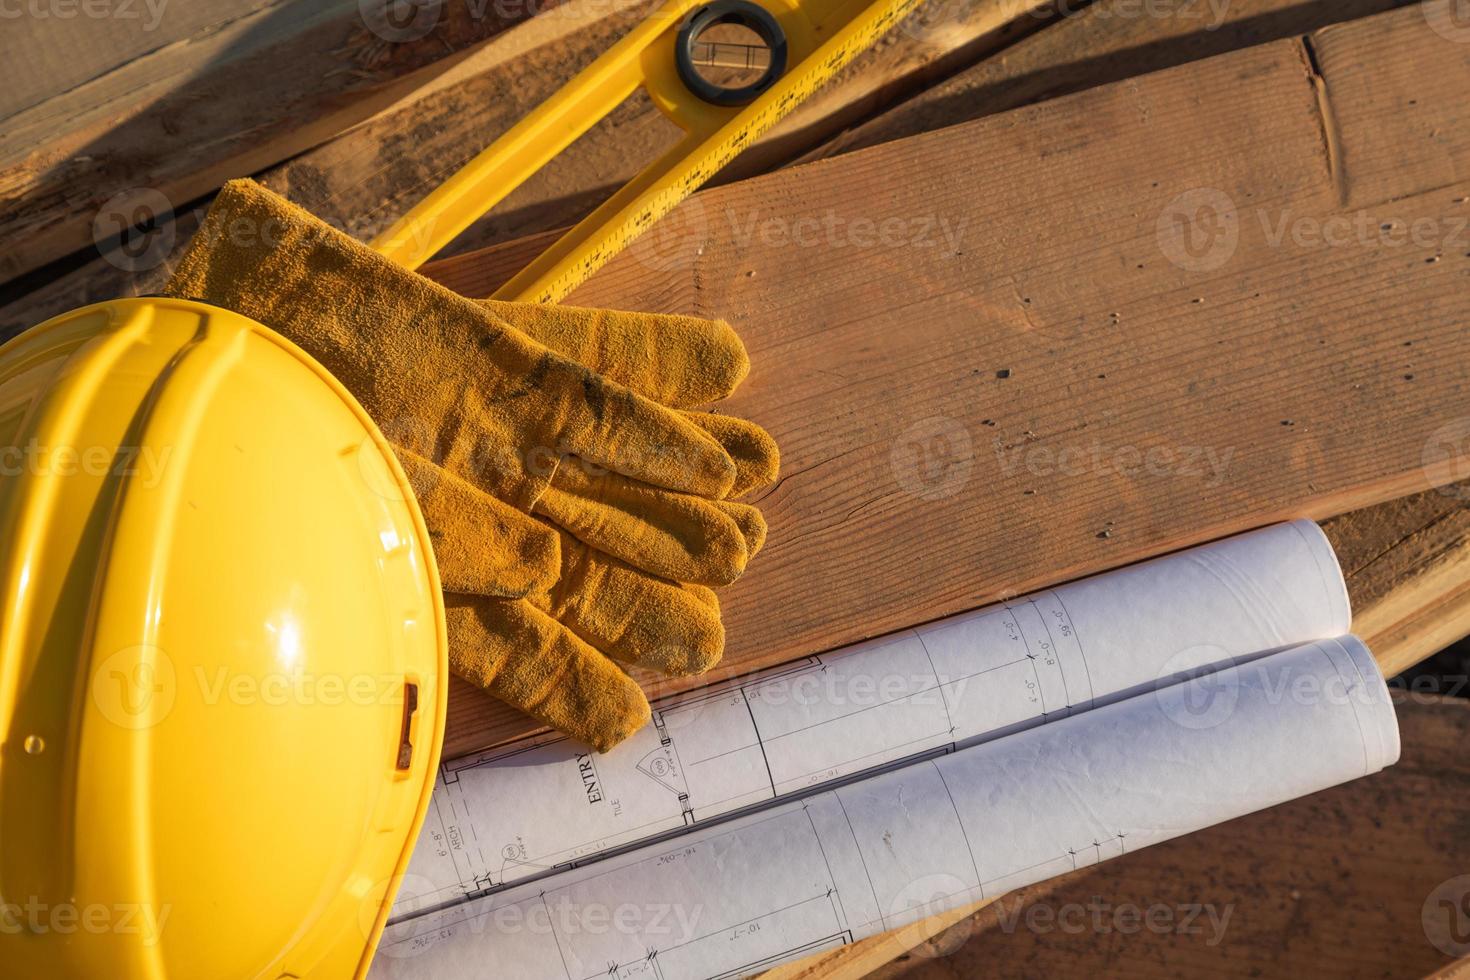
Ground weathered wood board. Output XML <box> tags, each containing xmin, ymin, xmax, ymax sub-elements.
<box><xmin>0</xmin><ymin>0</ymin><xmax>574</xmax><ymax>283</ymax></box>
<box><xmin>425</xmin><ymin>4</ymin><xmax>1470</xmax><ymax>757</ymax></box>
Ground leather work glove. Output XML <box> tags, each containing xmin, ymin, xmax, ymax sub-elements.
<box><xmin>400</xmin><ymin>449</ymin><xmax>768</xmax><ymax>750</ymax></box>
<box><xmin>164</xmin><ymin>180</ymin><xmax>775</xmax><ymax>587</ymax></box>
<box><xmin>163</xmin><ymin>179</ymin><xmax>780</xmax><ymax>750</ymax></box>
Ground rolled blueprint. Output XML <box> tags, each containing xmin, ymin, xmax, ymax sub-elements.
<box><xmin>371</xmin><ymin>635</ymin><xmax>1397</xmax><ymax>979</ymax></box>
<box><xmin>394</xmin><ymin>521</ymin><xmax>1351</xmax><ymax>913</ymax></box>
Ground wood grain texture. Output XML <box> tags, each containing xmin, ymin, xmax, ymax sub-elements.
<box><xmin>425</xmin><ymin>4</ymin><xmax>1470</xmax><ymax>758</ymax></box>
<box><xmin>248</xmin><ymin>0</ymin><xmax>1054</xmax><ymax>258</ymax></box>
<box><xmin>0</xmin><ymin>0</ymin><xmax>1047</xmax><ymax>338</ymax></box>
<box><xmin>799</xmin><ymin>0</ymin><xmax>1423</xmax><ymax>163</ymax></box>
<box><xmin>756</xmin><ymin>483</ymin><xmax>1470</xmax><ymax>979</ymax></box>
<box><xmin>848</xmin><ymin>697</ymin><xmax>1470</xmax><ymax>979</ymax></box>
<box><xmin>0</xmin><ymin>0</ymin><xmax>555</xmax><ymax>283</ymax></box>
<box><xmin>1330</xmin><ymin>486</ymin><xmax>1470</xmax><ymax>678</ymax></box>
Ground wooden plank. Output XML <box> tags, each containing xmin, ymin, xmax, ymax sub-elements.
<box><xmin>800</xmin><ymin>0</ymin><xmax>1422</xmax><ymax>162</ymax></box>
<box><xmin>804</xmin><ymin>697</ymin><xmax>1470</xmax><ymax>979</ymax></box>
<box><xmin>413</xmin><ymin>0</ymin><xmax>1428</xmax><ymax>300</ymax></box>
<box><xmin>0</xmin><ymin>0</ymin><xmax>1050</xmax><ymax>338</ymax></box>
<box><xmin>423</xmin><ymin>4</ymin><xmax>1470</xmax><ymax>758</ymax></box>
<box><xmin>0</xmin><ymin>0</ymin><xmax>564</xmax><ymax>283</ymax></box>
<box><xmin>755</xmin><ymin>2</ymin><xmax>1470</xmax><ymax>971</ymax></box>
<box><xmin>235</xmin><ymin>0</ymin><xmax>1055</xmax><ymax>261</ymax></box>
<box><xmin>1330</xmin><ymin>493</ymin><xmax>1470</xmax><ymax>679</ymax></box>
<box><xmin>757</xmin><ymin>483</ymin><xmax>1470</xmax><ymax>978</ymax></box>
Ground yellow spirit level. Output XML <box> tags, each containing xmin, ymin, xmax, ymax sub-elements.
<box><xmin>369</xmin><ymin>0</ymin><xmax>922</xmax><ymax>302</ymax></box>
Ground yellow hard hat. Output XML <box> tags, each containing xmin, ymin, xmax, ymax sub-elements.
<box><xmin>0</xmin><ymin>298</ymin><xmax>447</xmax><ymax>978</ymax></box>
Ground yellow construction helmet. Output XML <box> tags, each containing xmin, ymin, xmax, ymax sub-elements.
<box><xmin>0</xmin><ymin>298</ymin><xmax>447</xmax><ymax>978</ymax></box>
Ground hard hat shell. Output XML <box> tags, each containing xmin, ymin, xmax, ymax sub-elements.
<box><xmin>0</xmin><ymin>298</ymin><xmax>448</xmax><ymax>978</ymax></box>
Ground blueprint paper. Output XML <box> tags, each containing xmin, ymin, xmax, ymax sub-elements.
<box><xmin>391</xmin><ymin>520</ymin><xmax>1350</xmax><ymax>916</ymax></box>
<box><xmin>371</xmin><ymin>635</ymin><xmax>1397</xmax><ymax>979</ymax></box>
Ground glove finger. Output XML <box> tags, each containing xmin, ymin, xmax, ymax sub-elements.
<box><xmin>166</xmin><ymin>179</ymin><xmax>733</xmax><ymax>505</ymax></box>
<box><xmin>548</xmin><ymin>374</ymin><xmax>737</xmax><ymax>500</ymax></box>
<box><xmin>482</xmin><ymin>300</ymin><xmax>750</xmax><ymax>408</ymax></box>
<box><xmin>714</xmin><ymin>501</ymin><xmax>767</xmax><ymax>559</ymax></box>
<box><xmin>682</xmin><ymin>412</ymin><xmax>781</xmax><ymax>498</ymax></box>
<box><xmin>445</xmin><ymin>594</ymin><xmax>651</xmax><ymax>752</ymax></box>
<box><xmin>395</xmin><ymin>448</ymin><xmax>560</xmax><ymax>598</ymax></box>
<box><xmin>536</xmin><ymin>462</ymin><xmax>750</xmax><ymax>587</ymax></box>
<box><xmin>540</xmin><ymin>534</ymin><xmax>725</xmax><ymax>678</ymax></box>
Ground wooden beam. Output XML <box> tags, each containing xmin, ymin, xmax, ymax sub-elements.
<box><xmin>0</xmin><ymin>0</ymin><xmax>569</xmax><ymax>284</ymax></box>
<box><xmin>0</xmin><ymin>0</ymin><xmax>1051</xmax><ymax>338</ymax></box>
<box><xmin>253</xmin><ymin>0</ymin><xmax>1053</xmax><ymax>260</ymax></box>
<box><xmin>799</xmin><ymin>0</ymin><xmax>1423</xmax><ymax>163</ymax></box>
<box><xmin>423</xmin><ymin>4</ymin><xmax>1470</xmax><ymax>757</ymax></box>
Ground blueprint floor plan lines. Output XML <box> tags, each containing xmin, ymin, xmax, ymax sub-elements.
<box><xmin>389</xmin><ymin>522</ymin><xmax>1356</xmax><ymax>931</ymax></box>
<box><xmin>374</xmin><ymin>633</ymin><xmax>1399</xmax><ymax>980</ymax></box>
